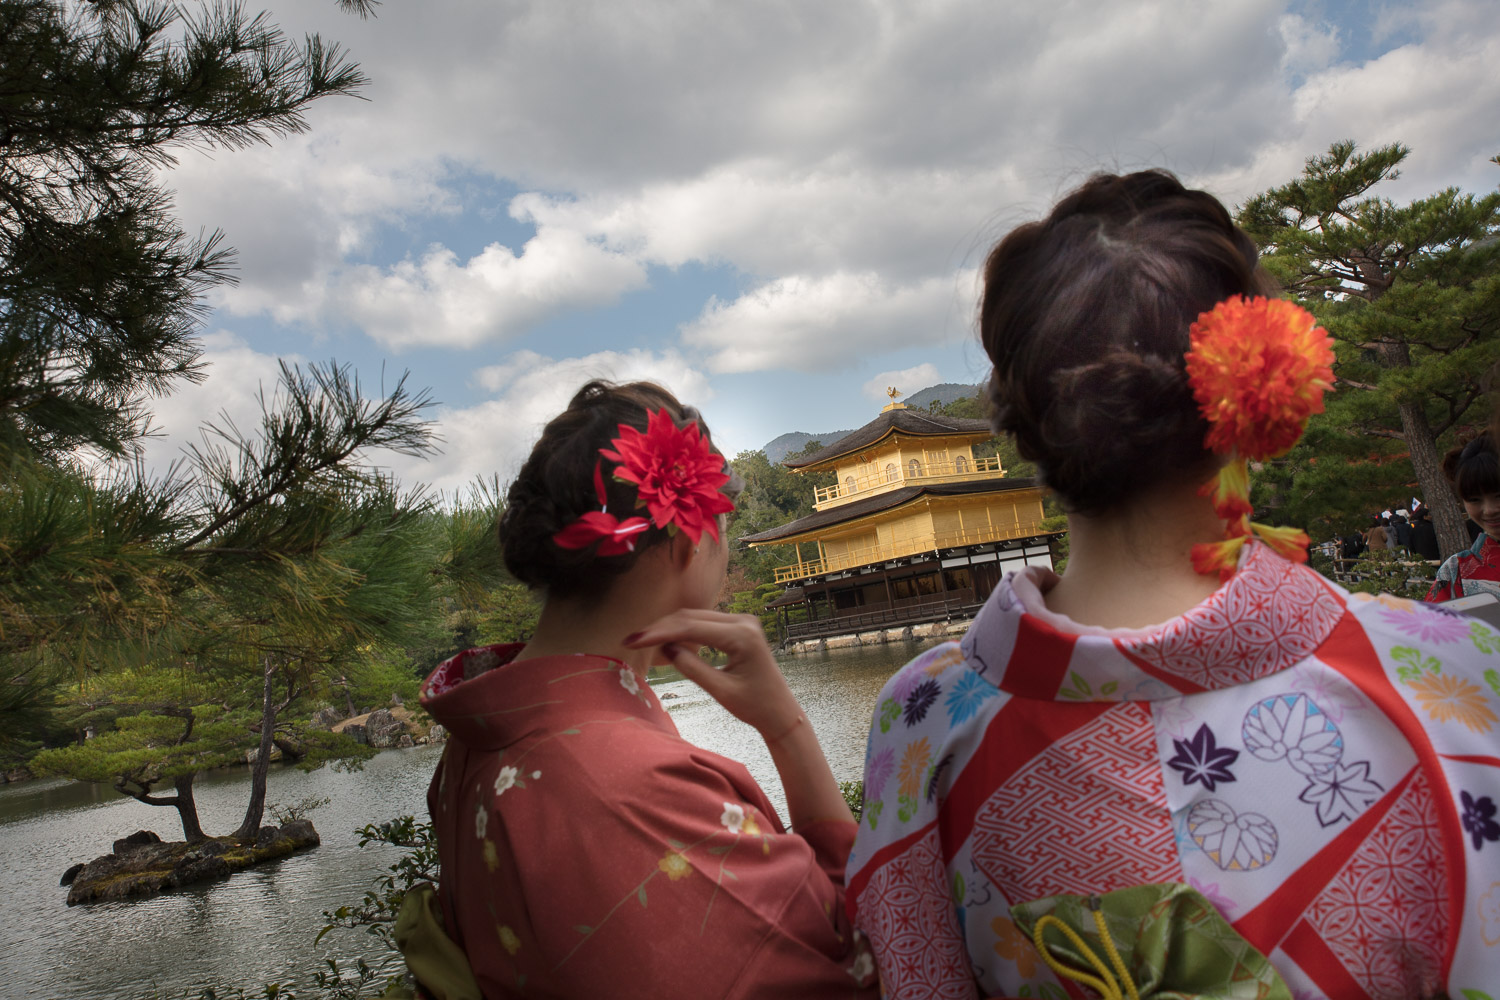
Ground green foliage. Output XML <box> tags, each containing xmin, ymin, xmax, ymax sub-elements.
<box><xmin>0</xmin><ymin>0</ymin><xmax>366</xmax><ymax>464</ymax></box>
<box><xmin>32</xmin><ymin>701</ymin><xmax>244</xmax><ymax>784</ymax></box>
<box><xmin>0</xmin><ymin>1</ymin><xmax>433</xmax><ymax>820</ymax></box>
<box><xmin>1040</xmin><ymin>514</ymin><xmax>1069</xmax><ymax>573</ymax></box>
<box><xmin>839</xmin><ymin>779</ymin><xmax>864</xmax><ymax>820</ymax></box>
<box><xmin>932</xmin><ymin>392</ymin><xmax>1040</xmax><ymax>480</ymax></box>
<box><xmin>1238</xmin><ymin>141</ymin><xmax>1500</xmax><ymax>557</ymax></box>
<box><xmin>1315</xmin><ymin>548</ymin><xmax>1435</xmax><ymax>600</ymax></box>
<box><xmin>340</xmin><ymin>653</ymin><xmax>422</xmax><ymax>712</ymax></box>
<box><xmin>267</xmin><ymin>796</ymin><xmax>331</xmax><ymax>825</ymax></box>
<box><xmin>317</xmin><ymin>816</ymin><xmax>438</xmax><ymax>953</ymax></box>
<box><xmin>474</xmin><ymin>584</ymin><xmax>543</xmax><ymax>646</ymax></box>
<box><xmin>725</xmin><ymin>440</ymin><xmax>836</xmax><ymax>584</ymax></box>
<box><xmin>726</xmin><ymin>582</ymin><xmax>784</xmax><ymax>638</ymax></box>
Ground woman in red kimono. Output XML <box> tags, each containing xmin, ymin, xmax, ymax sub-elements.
<box><xmin>847</xmin><ymin>172</ymin><xmax>1500</xmax><ymax>999</ymax></box>
<box><xmin>1426</xmin><ymin>433</ymin><xmax>1500</xmax><ymax>602</ymax></box>
<box><xmin>420</xmin><ymin>380</ymin><xmax>877</xmax><ymax>1000</ymax></box>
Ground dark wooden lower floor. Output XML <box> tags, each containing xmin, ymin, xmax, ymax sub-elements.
<box><xmin>768</xmin><ymin>534</ymin><xmax>1060</xmax><ymax>645</ymax></box>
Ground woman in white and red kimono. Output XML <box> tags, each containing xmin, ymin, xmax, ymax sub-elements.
<box><xmin>847</xmin><ymin>171</ymin><xmax>1500</xmax><ymax>1000</ymax></box>
<box><xmin>422</xmin><ymin>381</ymin><xmax>877</xmax><ymax>1000</ymax></box>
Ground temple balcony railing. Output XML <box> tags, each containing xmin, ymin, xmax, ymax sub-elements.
<box><xmin>781</xmin><ymin>591</ymin><xmax>982</xmax><ymax>642</ymax></box>
<box><xmin>811</xmin><ymin>455</ymin><xmax>1003</xmax><ymax>510</ymax></box>
<box><xmin>769</xmin><ymin>519</ymin><xmax>1046</xmax><ymax>584</ymax></box>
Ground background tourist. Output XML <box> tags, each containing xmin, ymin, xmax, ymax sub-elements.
<box><xmin>1410</xmin><ymin>505</ymin><xmax>1442</xmax><ymax>561</ymax></box>
<box><xmin>1392</xmin><ymin>507</ymin><xmax>1413</xmax><ymax>552</ymax></box>
<box><xmin>1426</xmin><ymin>433</ymin><xmax>1500</xmax><ymax>602</ymax></box>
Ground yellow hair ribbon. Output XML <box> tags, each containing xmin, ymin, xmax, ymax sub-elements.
<box><xmin>1201</xmin><ymin>458</ymin><xmax>1252</xmax><ymax>521</ymax></box>
<box><xmin>1193</xmin><ymin>456</ymin><xmax>1310</xmax><ymax>578</ymax></box>
<box><xmin>1191</xmin><ymin>535</ymin><xmax>1247</xmax><ymax>580</ymax></box>
<box><xmin>1250</xmin><ymin>522</ymin><xmax>1311</xmax><ymax>562</ymax></box>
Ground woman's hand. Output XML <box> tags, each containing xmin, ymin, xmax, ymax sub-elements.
<box><xmin>625</xmin><ymin>609</ymin><xmax>802</xmax><ymax>742</ymax></box>
<box><xmin>625</xmin><ymin>609</ymin><xmax>852</xmax><ymax>827</ymax></box>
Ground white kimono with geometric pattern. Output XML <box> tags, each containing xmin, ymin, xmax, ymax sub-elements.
<box><xmin>847</xmin><ymin>542</ymin><xmax>1500</xmax><ymax>1000</ymax></box>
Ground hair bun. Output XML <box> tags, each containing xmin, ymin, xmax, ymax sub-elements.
<box><xmin>979</xmin><ymin>169</ymin><xmax>1276</xmax><ymax>515</ymax></box>
<box><xmin>1006</xmin><ymin>352</ymin><xmax>1206</xmax><ymax>513</ymax></box>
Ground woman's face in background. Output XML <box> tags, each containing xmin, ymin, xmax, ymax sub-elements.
<box><xmin>1463</xmin><ymin>493</ymin><xmax>1500</xmax><ymax>542</ymax></box>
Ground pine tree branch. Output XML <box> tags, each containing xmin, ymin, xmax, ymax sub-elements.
<box><xmin>114</xmin><ymin>771</ymin><xmax>179</xmax><ymax>807</ymax></box>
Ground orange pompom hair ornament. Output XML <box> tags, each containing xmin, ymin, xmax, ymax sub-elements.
<box><xmin>1184</xmin><ymin>296</ymin><xmax>1335</xmax><ymax>580</ymax></box>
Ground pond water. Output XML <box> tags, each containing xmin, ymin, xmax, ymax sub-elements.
<box><xmin>0</xmin><ymin>640</ymin><xmax>937</xmax><ymax>1000</ymax></box>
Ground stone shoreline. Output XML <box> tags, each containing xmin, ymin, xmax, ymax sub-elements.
<box><xmin>62</xmin><ymin>820</ymin><xmax>322</xmax><ymax>906</ymax></box>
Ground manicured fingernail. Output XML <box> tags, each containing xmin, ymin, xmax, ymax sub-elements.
<box><xmin>662</xmin><ymin>642</ymin><xmax>680</xmax><ymax>658</ymax></box>
<box><xmin>624</xmin><ymin>632</ymin><xmax>643</xmax><ymax>645</ymax></box>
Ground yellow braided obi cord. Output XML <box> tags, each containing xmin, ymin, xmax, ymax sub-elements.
<box><xmin>1030</xmin><ymin>901</ymin><xmax>1141</xmax><ymax>1000</ymax></box>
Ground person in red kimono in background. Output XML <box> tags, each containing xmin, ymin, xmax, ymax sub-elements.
<box><xmin>420</xmin><ymin>380</ymin><xmax>878</xmax><ymax>1000</ymax></box>
<box><xmin>1426</xmin><ymin>432</ymin><xmax>1500</xmax><ymax>603</ymax></box>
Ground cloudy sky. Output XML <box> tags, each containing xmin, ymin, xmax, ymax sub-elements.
<box><xmin>143</xmin><ymin>0</ymin><xmax>1500</xmax><ymax>493</ymax></box>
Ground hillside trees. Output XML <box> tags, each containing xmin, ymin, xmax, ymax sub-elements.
<box><xmin>725</xmin><ymin>440</ymin><xmax>834</xmax><ymax>584</ymax></box>
<box><xmin>0</xmin><ymin>1</ymin><xmax>524</xmax><ymax>844</ymax></box>
<box><xmin>21</xmin><ymin>364</ymin><xmax>447</xmax><ymax>842</ymax></box>
<box><xmin>1239</xmin><ymin>141</ymin><xmax>1500</xmax><ymax>556</ymax></box>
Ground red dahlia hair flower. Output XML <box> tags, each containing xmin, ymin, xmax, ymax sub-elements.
<box><xmin>600</xmin><ymin>408</ymin><xmax>735</xmax><ymax>546</ymax></box>
<box><xmin>552</xmin><ymin>462</ymin><xmax>651</xmax><ymax>555</ymax></box>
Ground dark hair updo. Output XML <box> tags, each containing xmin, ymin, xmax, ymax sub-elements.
<box><xmin>1442</xmin><ymin>432</ymin><xmax>1500</xmax><ymax>502</ymax></box>
<box><xmin>499</xmin><ymin>380</ymin><xmax>732</xmax><ymax>600</ymax></box>
<box><xmin>979</xmin><ymin>169</ymin><xmax>1278</xmax><ymax>515</ymax></box>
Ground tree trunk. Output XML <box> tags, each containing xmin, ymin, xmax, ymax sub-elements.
<box><xmin>233</xmin><ymin>656</ymin><xmax>278</xmax><ymax>843</ymax></box>
<box><xmin>114</xmin><ymin>773</ymin><xmax>208</xmax><ymax>843</ymax></box>
<box><xmin>341</xmin><ymin>675</ymin><xmax>356</xmax><ymax>718</ymax></box>
<box><xmin>174</xmin><ymin>774</ymin><xmax>206</xmax><ymax>843</ymax></box>
<box><xmin>1395</xmin><ymin>399</ymin><xmax>1467</xmax><ymax>559</ymax></box>
<box><xmin>1378</xmin><ymin>341</ymin><xmax>1468</xmax><ymax>559</ymax></box>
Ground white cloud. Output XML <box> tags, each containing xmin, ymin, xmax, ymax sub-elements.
<box><xmin>1194</xmin><ymin>4</ymin><xmax>1500</xmax><ymax>206</ymax></box>
<box><xmin>511</xmin><ymin>164</ymin><xmax>1018</xmax><ymax>280</ymax></box>
<box><xmin>330</xmin><ymin>229</ymin><xmax>648</xmax><ymax>350</ymax></box>
<box><xmin>135</xmin><ymin>332</ymin><xmax>306</xmax><ymax>474</ymax></box>
<box><xmin>1276</xmin><ymin>14</ymin><xmax>1340</xmax><ymax>77</ymax></box>
<box><xmin>863</xmin><ymin>365</ymin><xmax>941</xmax><ymax>402</ymax></box>
<box><xmin>681</xmin><ymin>270</ymin><xmax>978</xmax><ymax>374</ymax></box>
<box><xmin>151</xmin><ymin>0</ymin><xmax>1500</xmax><ymax>395</ymax></box>
<box><xmin>166</xmin><ymin>137</ymin><xmax>460</xmax><ymax>325</ymax></box>
<box><xmin>131</xmin><ymin>336</ymin><xmax>714</xmax><ymax>497</ymax></box>
<box><xmin>393</xmin><ymin>349</ymin><xmax>715</xmax><ymax>493</ymax></box>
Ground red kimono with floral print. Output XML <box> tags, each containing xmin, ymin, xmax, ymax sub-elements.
<box><xmin>421</xmin><ymin>644</ymin><xmax>877</xmax><ymax>1000</ymax></box>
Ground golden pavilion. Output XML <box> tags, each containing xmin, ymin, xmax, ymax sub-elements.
<box><xmin>740</xmin><ymin>397</ymin><xmax>1062</xmax><ymax>643</ymax></box>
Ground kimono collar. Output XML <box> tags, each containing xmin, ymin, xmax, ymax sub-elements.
<box><xmin>960</xmin><ymin>541</ymin><xmax>1349</xmax><ymax>701</ymax></box>
<box><xmin>420</xmin><ymin>643</ymin><xmax>670</xmax><ymax>750</ymax></box>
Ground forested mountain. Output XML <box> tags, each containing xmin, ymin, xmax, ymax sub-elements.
<box><xmin>759</xmin><ymin>383</ymin><xmax>983</xmax><ymax>461</ymax></box>
<box><xmin>762</xmin><ymin>430</ymin><xmax>856</xmax><ymax>464</ymax></box>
